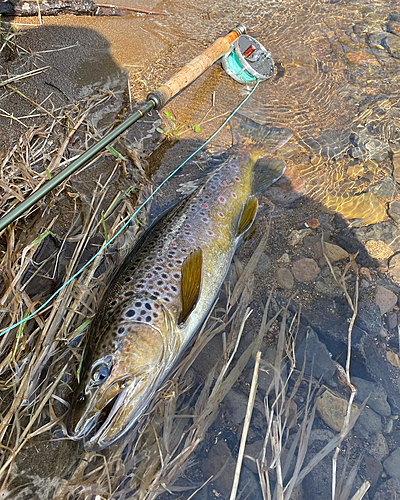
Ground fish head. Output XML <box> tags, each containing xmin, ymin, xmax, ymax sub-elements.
<box><xmin>68</xmin><ymin>302</ymin><xmax>178</xmax><ymax>448</ymax></box>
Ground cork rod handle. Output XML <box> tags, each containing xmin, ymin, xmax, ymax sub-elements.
<box><xmin>148</xmin><ymin>25</ymin><xmax>245</xmax><ymax>109</ymax></box>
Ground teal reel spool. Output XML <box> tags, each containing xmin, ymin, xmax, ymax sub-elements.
<box><xmin>222</xmin><ymin>34</ymin><xmax>275</xmax><ymax>84</ymax></box>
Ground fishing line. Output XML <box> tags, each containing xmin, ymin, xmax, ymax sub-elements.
<box><xmin>1</xmin><ymin>80</ymin><xmax>260</xmax><ymax>337</ymax></box>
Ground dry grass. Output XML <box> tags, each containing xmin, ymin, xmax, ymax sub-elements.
<box><xmin>0</xmin><ymin>89</ymin><xmax>149</xmax><ymax>494</ymax></box>
<box><xmin>0</xmin><ymin>85</ymin><xmax>370</xmax><ymax>500</ymax></box>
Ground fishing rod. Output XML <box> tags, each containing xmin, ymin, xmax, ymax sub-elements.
<box><xmin>0</xmin><ymin>25</ymin><xmax>274</xmax><ymax>232</ymax></box>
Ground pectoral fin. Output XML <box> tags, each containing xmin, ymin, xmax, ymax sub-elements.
<box><xmin>179</xmin><ymin>248</ymin><xmax>203</xmax><ymax>324</ymax></box>
<box><xmin>236</xmin><ymin>197</ymin><xmax>258</xmax><ymax>237</ymax></box>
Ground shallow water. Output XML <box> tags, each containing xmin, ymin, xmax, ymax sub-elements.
<box><xmin>1</xmin><ymin>0</ymin><xmax>400</xmax><ymax>498</ymax></box>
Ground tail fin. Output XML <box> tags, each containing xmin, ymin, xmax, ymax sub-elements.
<box><xmin>230</xmin><ymin>114</ymin><xmax>292</xmax><ymax>155</ymax></box>
<box><xmin>252</xmin><ymin>157</ymin><xmax>286</xmax><ymax>193</ymax></box>
<box><xmin>230</xmin><ymin>114</ymin><xmax>290</xmax><ymax>193</ymax></box>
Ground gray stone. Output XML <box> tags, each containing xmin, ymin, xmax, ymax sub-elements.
<box><xmin>292</xmin><ymin>258</ymin><xmax>320</xmax><ymax>283</ymax></box>
<box><xmin>354</xmin><ymin>406</ymin><xmax>383</xmax><ymax>439</ymax></box>
<box><xmin>350</xmin><ymin>127</ymin><xmax>390</xmax><ymax>162</ymax></box>
<box><xmin>364</xmin><ymin>454</ymin><xmax>383</xmax><ymax>487</ymax></box>
<box><xmin>376</xmin><ymin>285</ymin><xmax>398</xmax><ymax>315</ymax></box>
<box><xmin>355</xmin><ymin>300</ymin><xmax>383</xmax><ymax>337</ymax></box>
<box><xmin>315</xmin><ymin>276</ymin><xmax>343</xmax><ymax>298</ymax></box>
<box><xmin>223</xmin><ymin>388</ymin><xmax>251</xmax><ymax>426</ymax></box>
<box><xmin>354</xmin><ymin>222</ymin><xmax>400</xmax><ymax>254</ymax></box>
<box><xmin>244</xmin><ymin>440</ymin><xmax>265</xmax><ymax>474</ymax></box>
<box><xmin>200</xmin><ymin>441</ymin><xmax>261</xmax><ymax>498</ymax></box>
<box><xmin>384</xmin><ymin>447</ymin><xmax>400</xmax><ymax>479</ymax></box>
<box><xmin>389</xmin><ymin>200</ymin><xmax>400</xmax><ymax>224</ymax></box>
<box><xmin>387</xmin><ymin>312</ymin><xmax>398</xmax><ymax>330</ymax></box>
<box><xmin>289</xmin><ymin>296</ymin><xmax>400</xmax><ymax>413</ymax></box>
<box><xmin>373</xmin><ymin>478</ymin><xmax>400</xmax><ymax>500</ymax></box>
<box><xmin>276</xmin><ymin>267</ymin><xmax>294</xmax><ymax>290</ymax></box>
<box><xmin>323</xmin><ymin>242</ymin><xmax>349</xmax><ymax>261</ymax></box>
<box><xmin>386</xmin><ymin>32</ymin><xmax>400</xmax><ymax>58</ymax></box>
<box><xmin>389</xmin><ymin>254</ymin><xmax>400</xmax><ymax>285</ymax></box>
<box><xmin>295</xmin><ymin>329</ymin><xmax>335</xmax><ymax>383</ymax></box>
<box><xmin>370</xmin><ymin>177</ymin><xmax>397</xmax><ymax>199</ymax></box>
<box><xmin>369</xmin><ymin>432</ymin><xmax>390</xmax><ymax>461</ymax></box>
<box><xmin>353</xmin><ymin>376</ymin><xmax>391</xmax><ymax>417</ymax></box>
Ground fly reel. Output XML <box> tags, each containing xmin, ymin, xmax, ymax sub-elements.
<box><xmin>222</xmin><ymin>34</ymin><xmax>275</xmax><ymax>84</ymax></box>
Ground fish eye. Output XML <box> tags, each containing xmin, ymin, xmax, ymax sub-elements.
<box><xmin>91</xmin><ymin>363</ymin><xmax>110</xmax><ymax>385</ymax></box>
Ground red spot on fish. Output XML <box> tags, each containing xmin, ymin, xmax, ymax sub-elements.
<box><xmin>189</xmin><ymin>238</ymin><xmax>195</xmax><ymax>243</ymax></box>
<box><xmin>231</xmin><ymin>164</ymin><xmax>238</xmax><ymax>168</ymax></box>
<box><xmin>201</xmin><ymin>203</ymin><xmax>207</xmax><ymax>208</ymax></box>
<box><xmin>207</xmin><ymin>230</ymin><xmax>214</xmax><ymax>235</ymax></box>
<box><xmin>218</xmin><ymin>212</ymin><xmax>224</xmax><ymax>218</ymax></box>
<box><xmin>235</xmin><ymin>177</ymin><xmax>241</xmax><ymax>182</ymax></box>
<box><xmin>170</xmin><ymin>242</ymin><xmax>176</xmax><ymax>247</ymax></box>
<box><xmin>232</xmin><ymin>192</ymin><xmax>237</xmax><ymax>198</ymax></box>
<box><xmin>221</xmin><ymin>181</ymin><xmax>226</xmax><ymax>186</ymax></box>
<box><xmin>202</xmin><ymin>217</ymin><xmax>209</xmax><ymax>223</ymax></box>
<box><xmin>219</xmin><ymin>197</ymin><xmax>226</xmax><ymax>203</ymax></box>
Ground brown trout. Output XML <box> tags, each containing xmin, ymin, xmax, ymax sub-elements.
<box><xmin>67</xmin><ymin>116</ymin><xmax>291</xmax><ymax>448</ymax></box>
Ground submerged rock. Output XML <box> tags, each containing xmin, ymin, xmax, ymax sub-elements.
<box><xmin>383</xmin><ymin>448</ymin><xmax>400</xmax><ymax>479</ymax></box>
<box><xmin>292</xmin><ymin>258</ymin><xmax>320</xmax><ymax>282</ymax></box>
<box><xmin>389</xmin><ymin>200</ymin><xmax>400</xmax><ymax>225</ymax></box>
<box><xmin>316</xmin><ymin>388</ymin><xmax>358</xmax><ymax>432</ymax></box>
<box><xmin>368</xmin><ymin>432</ymin><xmax>390</xmax><ymax>462</ymax></box>
<box><xmin>375</xmin><ymin>285</ymin><xmax>398</xmax><ymax>315</ymax></box>
<box><xmin>200</xmin><ymin>441</ymin><xmax>261</xmax><ymax>498</ymax></box>
<box><xmin>354</xmin><ymin>406</ymin><xmax>383</xmax><ymax>438</ymax></box>
<box><xmin>373</xmin><ymin>478</ymin><xmax>400</xmax><ymax>500</ymax></box>
<box><xmin>276</xmin><ymin>267</ymin><xmax>294</xmax><ymax>290</ymax></box>
<box><xmin>353</xmin><ymin>376</ymin><xmax>391</xmax><ymax>417</ymax></box>
<box><xmin>295</xmin><ymin>329</ymin><xmax>336</xmax><ymax>383</ymax></box>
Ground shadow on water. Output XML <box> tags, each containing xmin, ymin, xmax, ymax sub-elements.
<box><xmin>2</xmin><ymin>11</ymin><xmax>400</xmax><ymax>500</ymax></box>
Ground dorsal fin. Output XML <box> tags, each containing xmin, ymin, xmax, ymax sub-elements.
<box><xmin>236</xmin><ymin>197</ymin><xmax>258</xmax><ymax>237</ymax></box>
<box><xmin>252</xmin><ymin>157</ymin><xmax>286</xmax><ymax>194</ymax></box>
<box><xmin>179</xmin><ymin>248</ymin><xmax>203</xmax><ymax>324</ymax></box>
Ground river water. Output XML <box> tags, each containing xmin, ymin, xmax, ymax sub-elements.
<box><xmin>1</xmin><ymin>0</ymin><xmax>400</xmax><ymax>498</ymax></box>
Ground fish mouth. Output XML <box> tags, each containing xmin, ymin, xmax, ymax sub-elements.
<box><xmin>68</xmin><ymin>385</ymin><xmax>128</xmax><ymax>448</ymax></box>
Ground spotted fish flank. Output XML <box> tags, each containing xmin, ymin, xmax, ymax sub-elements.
<box><xmin>67</xmin><ymin>115</ymin><xmax>291</xmax><ymax>449</ymax></box>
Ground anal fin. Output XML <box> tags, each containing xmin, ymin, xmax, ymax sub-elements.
<box><xmin>236</xmin><ymin>197</ymin><xmax>258</xmax><ymax>237</ymax></box>
<box><xmin>179</xmin><ymin>248</ymin><xmax>203</xmax><ymax>324</ymax></box>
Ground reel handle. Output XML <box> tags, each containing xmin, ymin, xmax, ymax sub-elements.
<box><xmin>148</xmin><ymin>24</ymin><xmax>246</xmax><ymax>109</ymax></box>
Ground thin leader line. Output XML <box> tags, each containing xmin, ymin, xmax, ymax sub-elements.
<box><xmin>0</xmin><ymin>80</ymin><xmax>260</xmax><ymax>337</ymax></box>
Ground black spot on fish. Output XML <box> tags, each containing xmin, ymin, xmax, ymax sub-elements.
<box><xmin>145</xmin><ymin>303</ymin><xmax>151</xmax><ymax>310</ymax></box>
<box><xmin>125</xmin><ymin>291</ymin><xmax>134</xmax><ymax>297</ymax></box>
<box><xmin>145</xmin><ymin>316</ymin><xmax>151</xmax><ymax>322</ymax></box>
<box><xmin>171</xmin><ymin>285</ymin><xmax>177</xmax><ymax>292</ymax></box>
<box><xmin>153</xmin><ymin>312</ymin><xmax>158</xmax><ymax>318</ymax></box>
<box><xmin>157</xmin><ymin>280</ymin><xmax>163</xmax><ymax>286</ymax></box>
<box><xmin>140</xmin><ymin>310</ymin><xmax>146</xmax><ymax>315</ymax></box>
<box><xmin>135</xmin><ymin>302</ymin><xmax>141</xmax><ymax>307</ymax></box>
<box><xmin>126</xmin><ymin>310</ymin><xmax>135</xmax><ymax>317</ymax></box>
<box><xmin>118</xmin><ymin>327</ymin><xmax>125</xmax><ymax>334</ymax></box>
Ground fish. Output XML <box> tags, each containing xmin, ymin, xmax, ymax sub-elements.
<box><xmin>67</xmin><ymin>115</ymin><xmax>291</xmax><ymax>449</ymax></box>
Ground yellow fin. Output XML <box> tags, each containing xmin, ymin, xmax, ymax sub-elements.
<box><xmin>236</xmin><ymin>197</ymin><xmax>258</xmax><ymax>237</ymax></box>
<box><xmin>179</xmin><ymin>248</ymin><xmax>203</xmax><ymax>324</ymax></box>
